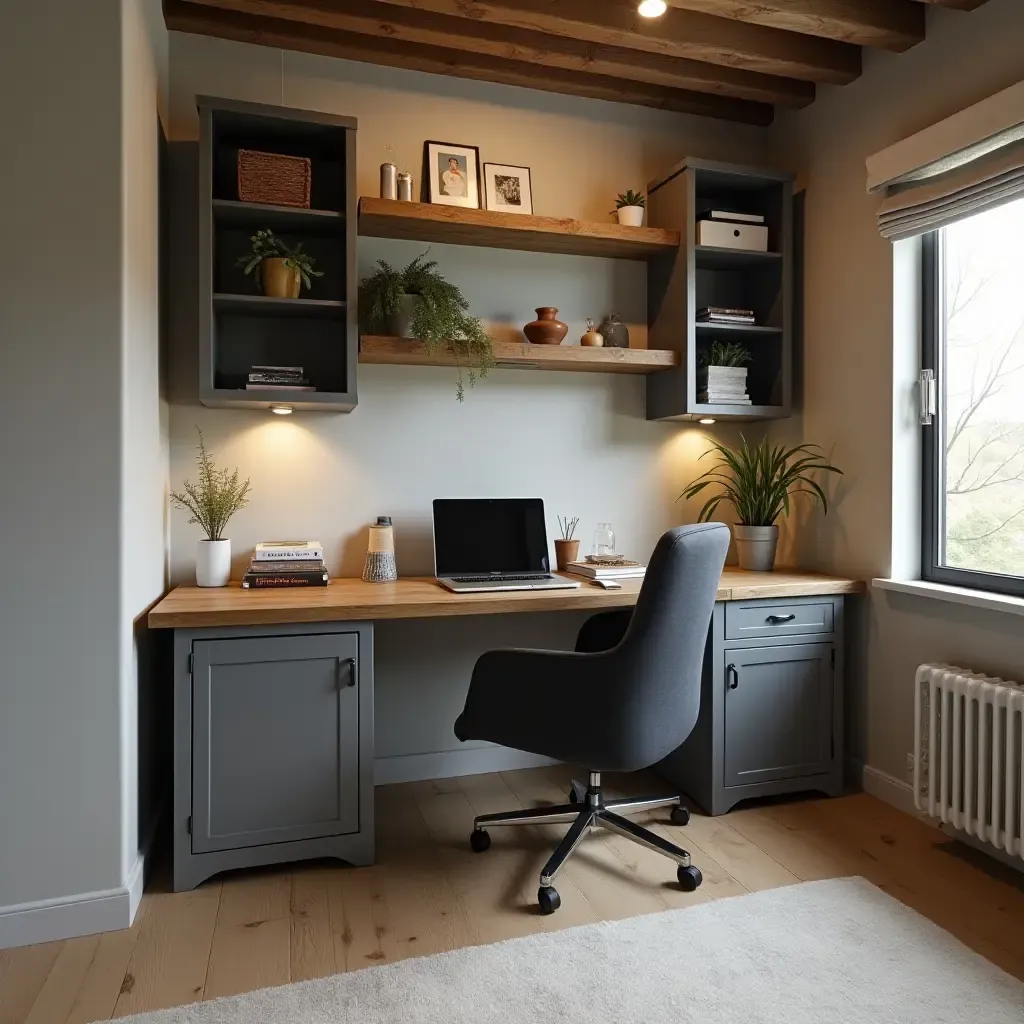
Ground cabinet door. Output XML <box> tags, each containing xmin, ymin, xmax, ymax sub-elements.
<box><xmin>723</xmin><ymin>643</ymin><xmax>833</xmax><ymax>788</ymax></box>
<box><xmin>191</xmin><ymin>632</ymin><xmax>360</xmax><ymax>854</ymax></box>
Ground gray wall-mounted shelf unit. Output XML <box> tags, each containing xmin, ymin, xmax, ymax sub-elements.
<box><xmin>197</xmin><ymin>97</ymin><xmax>358</xmax><ymax>412</ymax></box>
<box><xmin>646</xmin><ymin>158</ymin><xmax>794</xmax><ymax>422</ymax></box>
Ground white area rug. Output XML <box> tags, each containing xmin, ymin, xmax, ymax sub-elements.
<box><xmin>115</xmin><ymin>878</ymin><xmax>1022</xmax><ymax>1024</ymax></box>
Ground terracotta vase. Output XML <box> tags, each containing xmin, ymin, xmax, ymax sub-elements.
<box><xmin>524</xmin><ymin>307</ymin><xmax>569</xmax><ymax>346</ymax></box>
<box><xmin>554</xmin><ymin>538</ymin><xmax>580</xmax><ymax>571</ymax></box>
<box><xmin>261</xmin><ymin>257</ymin><xmax>301</xmax><ymax>298</ymax></box>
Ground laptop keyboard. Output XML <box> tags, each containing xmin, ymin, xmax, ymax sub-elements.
<box><xmin>450</xmin><ymin>574</ymin><xmax>555</xmax><ymax>583</ymax></box>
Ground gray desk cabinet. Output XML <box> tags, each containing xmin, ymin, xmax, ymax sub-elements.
<box><xmin>173</xmin><ymin>622</ymin><xmax>374</xmax><ymax>891</ymax></box>
<box><xmin>659</xmin><ymin>595</ymin><xmax>844</xmax><ymax>815</ymax></box>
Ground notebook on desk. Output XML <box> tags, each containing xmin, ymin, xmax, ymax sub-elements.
<box><xmin>433</xmin><ymin>497</ymin><xmax>581</xmax><ymax>594</ymax></box>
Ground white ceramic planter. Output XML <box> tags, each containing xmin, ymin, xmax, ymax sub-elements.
<box><xmin>617</xmin><ymin>206</ymin><xmax>645</xmax><ymax>228</ymax></box>
<box><xmin>733</xmin><ymin>525</ymin><xmax>778</xmax><ymax>572</ymax></box>
<box><xmin>196</xmin><ymin>538</ymin><xmax>232</xmax><ymax>587</ymax></box>
<box><xmin>388</xmin><ymin>293</ymin><xmax>421</xmax><ymax>339</ymax></box>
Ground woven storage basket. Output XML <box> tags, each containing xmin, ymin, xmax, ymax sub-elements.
<box><xmin>237</xmin><ymin>149</ymin><xmax>311</xmax><ymax>208</ymax></box>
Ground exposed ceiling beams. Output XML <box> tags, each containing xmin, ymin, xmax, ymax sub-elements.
<box><xmin>164</xmin><ymin>0</ymin><xmax>993</xmax><ymax>125</ymax></box>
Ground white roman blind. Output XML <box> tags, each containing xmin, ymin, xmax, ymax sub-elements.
<box><xmin>867</xmin><ymin>80</ymin><xmax>1024</xmax><ymax>241</ymax></box>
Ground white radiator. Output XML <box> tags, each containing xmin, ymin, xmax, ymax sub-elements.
<box><xmin>914</xmin><ymin>663</ymin><xmax>1024</xmax><ymax>860</ymax></box>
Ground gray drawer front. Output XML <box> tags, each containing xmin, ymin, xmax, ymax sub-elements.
<box><xmin>725</xmin><ymin>599</ymin><xmax>833</xmax><ymax>640</ymax></box>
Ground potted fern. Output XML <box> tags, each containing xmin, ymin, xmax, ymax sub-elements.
<box><xmin>171</xmin><ymin>429</ymin><xmax>252</xmax><ymax>587</ymax></box>
<box><xmin>359</xmin><ymin>252</ymin><xmax>493</xmax><ymax>401</ymax></box>
<box><xmin>680</xmin><ymin>436</ymin><xmax>842</xmax><ymax>571</ymax></box>
<box><xmin>236</xmin><ymin>229</ymin><xmax>323</xmax><ymax>299</ymax></box>
<box><xmin>613</xmin><ymin>189</ymin><xmax>645</xmax><ymax>227</ymax></box>
<box><xmin>699</xmin><ymin>340</ymin><xmax>751</xmax><ymax>405</ymax></box>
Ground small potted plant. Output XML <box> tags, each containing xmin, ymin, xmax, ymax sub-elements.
<box><xmin>680</xmin><ymin>436</ymin><xmax>842</xmax><ymax>571</ymax></box>
<box><xmin>171</xmin><ymin>429</ymin><xmax>252</xmax><ymax>587</ymax></box>
<box><xmin>360</xmin><ymin>252</ymin><xmax>494</xmax><ymax>401</ymax></box>
<box><xmin>613</xmin><ymin>190</ymin><xmax>646</xmax><ymax>228</ymax></box>
<box><xmin>699</xmin><ymin>339</ymin><xmax>751</xmax><ymax>402</ymax></box>
<box><xmin>554</xmin><ymin>516</ymin><xmax>580</xmax><ymax>571</ymax></box>
<box><xmin>236</xmin><ymin>228</ymin><xmax>323</xmax><ymax>299</ymax></box>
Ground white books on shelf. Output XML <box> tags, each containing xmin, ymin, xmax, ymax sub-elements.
<box><xmin>254</xmin><ymin>540</ymin><xmax>325</xmax><ymax>561</ymax></box>
<box><xmin>705</xmin><ymin>210</ymin><xmax>765</xmax><ymax>224</ymax></box>
<box><xmin>699</xmin><ymin>396</ymin><xmax>753</xmax><ymax>405</ymax></box>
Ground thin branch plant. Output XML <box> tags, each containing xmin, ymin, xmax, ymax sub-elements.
<box><xmin>170</xmin><ymin>428</ymin><xmax>252</xmax><ymax>541</ymax></box>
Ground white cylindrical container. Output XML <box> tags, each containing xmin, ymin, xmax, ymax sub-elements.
<box><xmin>362</xmin><ymin>517</ymin><xmax>398</xmax><ymax>582</ymax></box>
<box><xmin>617</xmin><ymin>206</ymin><xmax>644</xmax><ymax>227</ymax></box>
<box><xmin>380</xmin><ymin>162</ymin><xmax>398</xmax><ymax>200</ymax></box>
<box><xmin>196</xmin><ymin>538</ymin><xmax>231</xmax><ymax>587</ymax></box>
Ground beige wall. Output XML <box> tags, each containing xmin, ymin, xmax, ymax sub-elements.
<box><xmin>166</xmin><ymin>32</ymin><xmax>767</xmax><ymax>777</ymax></box>
<box><xmin>768</xmin><ymin>0</ymin><xmax>1024</xmax><ymax>786</ymax></box>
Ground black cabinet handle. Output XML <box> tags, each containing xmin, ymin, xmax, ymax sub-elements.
<box><xmin>340</xmin><ymin>657</ymin><xmax>357</xmax><ymax>687</ymax></box>
<box><xmin>766</xmin><ymin>613</ymin><xmax>796</xmax><ymax>625</ymax></box>
<box><xmin>726</xmin><ymin>664</ymin><xmax>739</xmax><ymax>690</ymax></box>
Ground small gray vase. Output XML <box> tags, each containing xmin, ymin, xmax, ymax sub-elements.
<box><xmin>733</xmin><ymin>525</ymin><xmax>778</xmax><ymax>572</ymax></box>
<box><xmin>598</xmin><ymin>313</ymin><xmax>629</xmax><ymax>349</ymax></box>
<box><xmin>388</xmin><ymin>293</ymin><xmax>421</xmax><ymax>338</ymax></box>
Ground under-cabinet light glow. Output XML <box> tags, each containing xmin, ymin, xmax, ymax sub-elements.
<box><xmin>270</xmin><ymin>405</ymin><xmax>294</xmax><ymax>415</ymax></box>
<box><xmin>698</xmin><ymin>417</ymin><xmax>716</xmax><ymax>425</ymax></box>
<box><xmin>638</xmin><ymin>0</ymin><xmax>667</xmax><ymax>17</ymax></box>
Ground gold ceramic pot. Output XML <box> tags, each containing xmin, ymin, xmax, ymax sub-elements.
<box><xmin>261</xmin><ymin>257</ymin><xmax>301</xmax><ymax>298</ymax></box>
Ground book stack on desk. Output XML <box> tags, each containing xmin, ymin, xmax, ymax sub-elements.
<box><xmin>242</xmin><ymin>541</ymin><xmax>328</xmax><ymax>588</ymax></box>
<box><xmin>564</xmin><ymin>558</ymin><xmax>646</xmax><ymax>583</ymax></box>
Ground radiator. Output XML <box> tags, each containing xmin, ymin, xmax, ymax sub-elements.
<box><xmin>914</xmin><ymin>663</ymin><xmax>1024</xmax><ymax>860</ymax></box>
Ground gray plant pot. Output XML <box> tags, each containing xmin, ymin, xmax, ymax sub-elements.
<box><xmin>733</xmin><ymin>525</ymin><xmax>779</xmax><ymax>572</ymax></box>
<box><xmin>388</xmin><ymin>293</ymin><xmax>421</xmax><ymax>339</ymax></box>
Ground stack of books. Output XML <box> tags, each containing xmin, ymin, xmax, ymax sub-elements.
<box><xmin>242</xmin><ymin>541</ymin><xmax>328</xmax><ymax>589</ymax></box>
<box><xmin>564</xmin><ymin>557</ymin><xmax>646</xmax><ymax>583</ymax></box>
<box><xmin>699</xmin><ymin>365</ymin><xmax>751</xmax><ymax>406</ymax></box>
<box><xmin>246</xmin><ymin>365</ymin><xmax>314</xmax><ymax>392</ymax></box>
<box><xmin>697</xmin><ymin>306</ymin><xmax>756</xmax><ymax>326</ymax></box>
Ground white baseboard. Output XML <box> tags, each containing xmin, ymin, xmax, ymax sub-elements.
<box><xmin>860</xmin><ymin>763</ymin><xmax>918</xmax><ymax>816</ymax></box>
<box><xmin>375</xmin><ymin>746</ymin><xmax>558</xmax><ymax>785</ymax></box>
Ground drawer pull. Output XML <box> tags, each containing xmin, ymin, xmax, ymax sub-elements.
<box><xmin>340</xmin><ymin>657</ymin><xmax>357</xmax><ymax>687</ymax></box>
<box><xmin>766</xmin><ymin>613</ymin><xmax>796</xmax><ymax>625</ymax></box>
<box><xmin>726</xmin><ymin>664</ymin><xmax>739</xmax><ymax>690</ymax></box>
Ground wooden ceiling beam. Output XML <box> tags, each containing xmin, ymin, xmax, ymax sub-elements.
<box><xmin>164</xmin><ymin>1</ymin><xmax>776</xmax><ymax>124</ymax></box>
<box><xmin>913</xmin><ymin>1</ymin><xmax>989</xmax><ymax>9</ymax></box>
<box><xmin>664</xmin><ymin>1</ymin><xmax>925</xmax><ymax>52</ymax></box>
<box><xmin>365</xmin><ymin>0</ymin><xmax>863</xmax><ymax>85</ymax></box>
<box><xmin>183</xmin><ymin>0</ymin><xmax>813</xmax><ymax>108</ymax></box>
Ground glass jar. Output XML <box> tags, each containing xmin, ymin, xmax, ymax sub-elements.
<box><xmin>593</xmin><ymin>522</ymin><xmax>616</xmax><ymax>557</ymax></box>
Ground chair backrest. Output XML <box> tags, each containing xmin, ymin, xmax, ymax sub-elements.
<box><xmin>601</xmin><ymin>523</ymin><xmax>730</xmax><ymax>771</ymax></box>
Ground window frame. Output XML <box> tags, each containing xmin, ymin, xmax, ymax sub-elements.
<box><xmin>921</xmin><ymin>226</ymin><xmax>1024</xmax><ymax>597</ymax></box>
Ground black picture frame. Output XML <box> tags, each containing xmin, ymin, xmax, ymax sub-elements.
<box><xmin>483</xmin><ymin>162</ymin><xmax>534</xmax><ymax>215</ymax></box>
<box><xmin>423</xmin><ymin>140</ymin><xmax>481</xmax><ymax>209</ymax></box>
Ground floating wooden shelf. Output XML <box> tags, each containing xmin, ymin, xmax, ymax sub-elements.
<box><xmin>358</xmin><ymin>198</ymin><xmax>680</xmax><ymax>261</ymax></box>
<box><xmin>359</xmin><ymin>337</ymin><xmax>679</xmax><ymax>375</ymax></box>
<box><xmin>213</xmin><ymin>293</ymin><xmax>347</xmax><ymax>317</ymax></box>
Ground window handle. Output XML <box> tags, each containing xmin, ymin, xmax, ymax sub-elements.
<box><xmin>919</xmin><ymin>368</ymin><xmax>936</xmax><ymax>426</ymax></box>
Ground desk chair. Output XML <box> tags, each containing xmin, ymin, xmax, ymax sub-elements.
<box><xmin>454</xmin><ymin>523</ymin><xmax>729</xmax><ymax>914</ymax></box>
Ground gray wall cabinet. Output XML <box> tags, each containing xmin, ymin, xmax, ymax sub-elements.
<box><xmin>173</xmin><ymin>622</ymin><xmax>374</xmax><ymax>891</ymax></box>
<box><xmin>659</xmin><ymin>595</ymin><xmax>845</xmax><ymax>814</ymax></box>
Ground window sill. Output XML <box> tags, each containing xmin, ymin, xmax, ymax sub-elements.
<box><xmin>872</xmin><ymin>578</ymin><xmax>1024</xmax><ymax>618</ymax></box>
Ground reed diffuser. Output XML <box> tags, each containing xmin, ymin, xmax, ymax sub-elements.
<box><xmin>554</xmin><ymin>516</ymin><xmax>580</xmax><ymax>571</ymax></box>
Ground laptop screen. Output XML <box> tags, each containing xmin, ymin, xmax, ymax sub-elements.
<box><xmin>433</xmin><ymin>498</ymin><xmax>550</xmax><ymax>577</ymax></box>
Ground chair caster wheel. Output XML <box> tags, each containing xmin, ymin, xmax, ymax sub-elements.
<box><xmin>538</xmin><ymin>886</ymin><xmax>561</xmax><ymax>915</ymax></box>
<box><xmin>670</xmin><ymin>804</ymin><xmax>690</xmax><ymax>826</ymax></box>
<box><xmin>677</xmin><ymin>865</ymin><xmax>703</xmax><ymax>892</ymax></box>
<box><xmin>470</xmin><ymin>829</ymin><xmax>491</xmax><ymax>853</ymax></box>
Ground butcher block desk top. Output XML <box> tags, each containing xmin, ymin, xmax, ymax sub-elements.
<box><xmin>148</xmin><ymin>569</ymin><xmax>864</xmax><ymax>630</ymax></box>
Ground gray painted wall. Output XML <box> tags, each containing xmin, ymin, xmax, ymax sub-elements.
<box><xmin>0</xmin><ymin>1</ymin><xmax>126</xmax><ymax>906</ymax></box>
<box><xmin>165</xmin><ymin>33</ymin><xmax>765</xmax><ymax>775</ymax></box>
<box><xmin>767</xmin><ymin>0</ymin><xmax>1024</xmax><ymax>786</ymax></box>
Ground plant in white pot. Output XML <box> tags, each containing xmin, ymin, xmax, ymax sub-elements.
<box><xmin>171</xmin><ymin>429</ymin><xmax>252</xmax><ymax>587</ymax></box>
<box><xmin>680</xmin><ymin>436</ymin><xmax>842</xmax><ymax>571</ymax></box>
<box><xmin>613</xmin><ymin>189</ymin><xmax>646</xmax><ymax>228</ymax></box>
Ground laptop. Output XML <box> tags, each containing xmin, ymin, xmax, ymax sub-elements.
<box><xmin>433</xmin><ymin>498</ymin><xmax>581</xmax><ymax>593</ymax></box>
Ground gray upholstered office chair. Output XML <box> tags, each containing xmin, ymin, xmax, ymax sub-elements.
<box><xmin>454</xmin><ymin>522</ymin><xmax>730</xmax><ymax>914</ymax></box>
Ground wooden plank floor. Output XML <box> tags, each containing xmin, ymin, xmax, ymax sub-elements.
<box><xmin>4</xmin><ymin>766</ymin><xmax>1023</xmax><ymax>1024</ymax></box>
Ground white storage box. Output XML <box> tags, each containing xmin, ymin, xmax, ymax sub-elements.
<box><xmin>697</xmin><ymin>218</ymin><xmax>769</xmax><ymax>252</ymax></box>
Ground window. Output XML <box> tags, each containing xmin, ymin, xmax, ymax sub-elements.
<box><xmin>922</xmin><ymin>197</ymin><xmax>1024</xmax><ymax>596</ymax></box>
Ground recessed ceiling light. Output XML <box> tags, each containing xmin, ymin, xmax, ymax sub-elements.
<box><xmin>638</xmin><ymin>0</ymin><xmax>667</xmax><ymax>17</ymax></box>
<box><xmin>270</xmin><ymin>404</ymin><xmax>293</xmax><ymax>415</ymax></box>
<box><xmin>698</xmin><ymin>417</ymin><xmax>716</xmax><ymax>425</ymax></box>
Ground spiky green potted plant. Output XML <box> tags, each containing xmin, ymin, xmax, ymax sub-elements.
<box><xmin>171</xmin><ymin>429</ymin><xmax>252</xmax><ymax>587</ymax></box>
<box><xmin>699</xmin><ymin>339</ymin><xmax>751</xmax><ymax>405</ymax></box>
<box><xmin>236</xmin><ymin>229</ymin><xmax>323</xmax><ymax>299</ymax></box>
<box><xmin>680</xmin><ymin>436</ymin><xmax>842</xmax><ymax>571</ymax></box>
<box><xmin>359</xmin><ymin>252</ymin><xmax>493</xmax><ymax>401</ymax></box>
<box><xmin>613</xmin><ymin>189</ymin><xmax>646</xmax><ymax>227</ymax></box>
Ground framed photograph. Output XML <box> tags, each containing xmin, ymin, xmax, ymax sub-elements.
<box><xmin>483</xmin><ymin>163</ymin><xmax>533</xmax><ymax>215</ymax></box>
<box><xmin>425</xmin><ymin>140</ymin><xmax>481</xmax><ymax>209</ymax></box>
